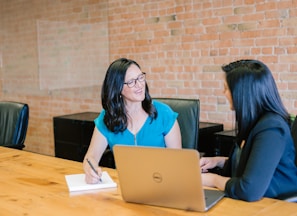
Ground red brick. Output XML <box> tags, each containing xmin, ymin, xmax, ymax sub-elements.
<box><xmin>1</xmin><ymin>0</ymin><xmax>297</xmax><ymax>156</ymax></box>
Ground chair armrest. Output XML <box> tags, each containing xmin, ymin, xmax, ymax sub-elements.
<box><xmin>283</xmin><ymin>196</ymin><xmax>297</xmax><ymax>203</ymax></box>
<box><xmin>280</xmin><ymin>192</ymin><xmax>297</xmax><ymax>203</ymax></box>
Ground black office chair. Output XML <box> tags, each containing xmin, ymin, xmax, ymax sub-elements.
<box><xmin>99</xmin><ymin>146</ymin><xmax>116</xmax><ymax>169</ymax></box>
<box><xmin>0</xmin><ymin>101</ymin><xmax>29</xmax><ymax>150</ymax></box>
<box><xmin>290</xmin><ymin>115</ymin><xmax>297</xmax><ymax>167</ymax></box>
<box><xmin>282</xmin><ymin>115</ymin><xmax>297</xmax><ymax>202</ymax></box>
<box><xmin>154</xmin><ymin>98</ymin><xmax>200</xmax><ymax>149</ymax></box>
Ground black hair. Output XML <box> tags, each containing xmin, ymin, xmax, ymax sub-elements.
<box><xmin>101</xmin><ymin>58</ymin><xmax>157</xmax><ymax>133</ymax></box>
<box><xmin>222</xmin><ymin>59</ymin><xmax>290</xmax><ymax>143</ymax></box>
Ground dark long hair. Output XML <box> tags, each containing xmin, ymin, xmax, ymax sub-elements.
<box><xmin>222</xmin><ymin>59</ymin><xmax>290</xmax><ymax>143</ymax></box>
<box><xmin>101</xmin><ymin>58</ymin><xmax>157</xmax><ymax>133</ymax></box>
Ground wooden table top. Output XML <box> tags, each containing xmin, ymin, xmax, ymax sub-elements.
<box><xmin>0</xmin><ymin>147</ymin><xmax>296</xmax><ymax>216</ymax></box>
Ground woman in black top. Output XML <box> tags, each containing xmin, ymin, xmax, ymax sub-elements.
<box><xmin>200</xmin><ymin>59</ymin><xmax>297</xmax><ymax>201</ymax></box>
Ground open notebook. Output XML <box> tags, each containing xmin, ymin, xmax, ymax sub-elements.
<box><xmin>113</xmin><ymin>145</ymin><xmax>225</xmax><ymax>212</ymax></box>
<box><xmin>65</xmin><ymin>171</ymin><xmax>117</xmax><ymax>192</ymax></box>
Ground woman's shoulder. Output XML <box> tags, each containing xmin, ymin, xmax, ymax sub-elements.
<box><xmin>152</xmin><ymin>99</ymin><xmax>172</xmax><ymax>111</ymax></box>
<box><xmin>255</xmin><ymin>112</ymin><xmax>290</xmax><ymax>132</ymax></box>
<box><xmin>260</xmin><ymin>112</ymin><xmax>287</xmax><ymax>123</ymax></box>
<box><xmin>94</xmin><ymin>110</ymin><xmax>105</xmax><ymax>125</ymax></box>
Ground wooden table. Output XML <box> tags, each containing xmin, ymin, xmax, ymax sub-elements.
<box><xmin>1</xmin><ymin>147</ymin><xmax>296</xmax><ymax>216</ymax></box>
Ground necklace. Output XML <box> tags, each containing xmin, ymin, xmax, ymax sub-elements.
<box><xmin>134</xmin><ymin>133</ymin><xmax>138</xmax><ymax>146</ymax></box>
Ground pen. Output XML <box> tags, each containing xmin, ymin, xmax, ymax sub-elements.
<box><xmin>86</xmin><ymin>158</ymin><xmax>102</xmax><ymax>182</ymax></box>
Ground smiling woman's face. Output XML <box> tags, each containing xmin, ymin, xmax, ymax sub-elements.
<box><xmin>121</xmin><ymin>64</ymin><xmax>146</xmax><ymax>103</ymax></box>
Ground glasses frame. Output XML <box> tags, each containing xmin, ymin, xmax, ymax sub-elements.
<box><xmin>123</xmin><ymin>72</ymin><xmax>146</xmax><ymax>88</ymax></box>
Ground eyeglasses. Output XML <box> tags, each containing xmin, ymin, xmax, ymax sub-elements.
<box><xmin>123</xmin><ymin>72</ymin><xmax>146</xmax><ymax>88</ymax></box>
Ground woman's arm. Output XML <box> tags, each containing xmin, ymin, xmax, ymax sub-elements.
<box><xmin>164</xmin><ymin>120</ymin><xmax>182</xmax><ymax>148</ymax></box>
<box><xmin>83</xmin><ymin>128</ymin><xmax>108</xmax><ymax>184</ymax></box>
<box><xmin>202</xmin><ymin>173</ymin><xmax>230</xmax><ymax>190</ymax></box>
<box><xmin>225</xmin><ymin>126</ymin><xmax>287</xmax><ymax>201</ymax></box>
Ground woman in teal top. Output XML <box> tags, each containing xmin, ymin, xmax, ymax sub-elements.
<box><xmin>83</xmin><ymin>58</ymin><xmax>182</xmax><ymax>184</ymax></box>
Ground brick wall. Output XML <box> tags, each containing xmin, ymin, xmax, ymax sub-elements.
<box><xmin>1</xmin><ymin>0</ymin><xmax>297</xmax><ymax>156</ymax></box>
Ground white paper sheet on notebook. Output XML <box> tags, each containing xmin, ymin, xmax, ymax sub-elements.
<box><xmin>65</xmin><ymin>171</ymin><xmax>117</xmax><ymax>192</ymax></box>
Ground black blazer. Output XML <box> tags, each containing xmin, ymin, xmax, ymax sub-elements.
<box><xmin>223</xmin><ymin>113</ymin><xmax>297</xmax><ymax>201</ymax></box>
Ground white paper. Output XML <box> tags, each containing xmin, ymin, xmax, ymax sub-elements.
<box><xmin>65</xmin><ymin>171</ymin><xmax>117</xmax><ymax>192</ymax></box>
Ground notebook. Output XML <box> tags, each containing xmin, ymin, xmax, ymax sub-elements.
<box><xmin>113</xmin><ymin>145</ymin><xmax>225</xmax><ymax>212</ymax></box>
<box><xmin>65</xmin><ymin>171</ymin><xmax>117</xmax><ymax>192</ymax></box>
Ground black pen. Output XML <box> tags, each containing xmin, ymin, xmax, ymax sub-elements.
<box><xmin>86</xmin><ymin>158</ymin><xmax>102</xmax><ymax>182</ymax></box>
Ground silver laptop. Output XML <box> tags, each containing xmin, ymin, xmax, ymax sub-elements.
<box><xmin>113</xmin><ymin>145</ymin><xmax>225</xmax><ymax>212</ymax></box>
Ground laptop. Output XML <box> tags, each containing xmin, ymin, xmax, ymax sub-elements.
<box><xmin>113</xmin><ymin>145</ymin><xmax>225</xmax><ymax>212</ymax></box>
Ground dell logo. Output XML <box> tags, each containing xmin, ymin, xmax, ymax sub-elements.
<box><xmin>152</xmin><ymin>172</ymin><xmax>162</xmax><ymax>183</ymax></box>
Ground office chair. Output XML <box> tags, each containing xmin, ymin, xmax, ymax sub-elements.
<box><xmin>290</xmin><ymin>115</ymin><xmax>297</xmax><ymax>167</ymax></box>
<box><xmin>154</xmin><ymin>98</ymin><xmax>200</xmax><ymax>149</ymax></box>
<box><xmin>0</xmin><ymin>101</ymin><xmax>29</xmax><ymax>150</ymax></box>
<box><xmin>99</xmin><ymin>146</ymin><xmax>116</xmax><ymax>169</ymax></box>
<box><xmin>282</xmin><ymin>115</ymin><xmax>297</xmax><ymax>202</ymax></box>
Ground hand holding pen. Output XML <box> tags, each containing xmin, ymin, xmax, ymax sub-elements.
<box><xmin>85</xmin><ymin>158</ymin><xmax>102</xmax><ymax>184</ymax></box>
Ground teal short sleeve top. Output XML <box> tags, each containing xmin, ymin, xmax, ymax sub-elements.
<box><xmin>94</xmin><ymin>100</ymin><xmax>178</xmax><ymax>150</ymax></box>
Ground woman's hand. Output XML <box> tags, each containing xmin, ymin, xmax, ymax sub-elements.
<box><xmin>200</xmin><ymin>156</ymin><xmax>227</xmax><ymax>173</ymax></box>
<box><xmin>83</xmin><ymin>158</ymin><xmax>102</xmax><ymax>184</ymax></box>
